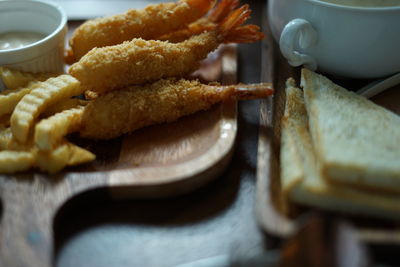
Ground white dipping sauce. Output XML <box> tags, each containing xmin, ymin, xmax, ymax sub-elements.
<box><xmin>0</xmin><ymin>31</ymin><xmax>46</xmax><ymax>51</ymax></box>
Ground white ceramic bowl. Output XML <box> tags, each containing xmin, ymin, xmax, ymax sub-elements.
<box><xmin>268</xmin><ymin>0</ymin><xmax>400</xmax><ymax>79</ymax></box>
<box><xmin>0</xmin><ymin>0</ymin><xmax>67</xmax><ymax>76</ymax></box>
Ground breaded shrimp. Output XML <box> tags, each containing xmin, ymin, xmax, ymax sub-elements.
<box><xmin>66</xmin><ymin>0</ymin><xmax>215</xmax><ymax>63</ymax></box>
<box><xmin>79</xmin><ymin>79</ymin><xmax>273</xmax><ymax>139</ymax></box>
<box><xmin>160</xmin><ymin>0</ymin><xmax>240</xmax><ymax>43</ymax></box>
<box><xmin>69</xmin><ymin>4</ymin><xmax>264</xmax><ymax>95</ymax></box>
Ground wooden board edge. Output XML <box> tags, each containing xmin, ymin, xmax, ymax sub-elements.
<box><xmin>107</xmin><ymin>102</ymin><xmax>237</xmax><ymax>198</ymax></box>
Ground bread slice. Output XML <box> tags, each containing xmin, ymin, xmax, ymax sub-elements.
<box><xmin>280</xmin><ymin>79</ymin><xmax>305</xmax><ymax>197</ymax></box>
<box><xmin>301</xmin><ymin>68</ymin><xmax>400</xmax><ymax>193</ymax></box>
<box><xmin>281</xmin><ymin>80</ymin><xmax>400</xmax><ymax>220</ymax></box>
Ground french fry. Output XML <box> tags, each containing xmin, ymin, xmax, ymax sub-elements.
<box><xmin>35</xmin><ymin>142</ymin><xmax>95</xmax><ymax>174</ymax></box>
<box><xmin>34</xmin><ymin>144</ymin><xmax>70</xmax><ymax>174</ymax></box>
<box><xmin>0</xmin><ymin>125</ymin><xmax>32</xmax><ymax>152</ymax></box>
<box><xmin>0</xmin><ymin>127</ymin><xmax>12</xmax><ymax>150</ymax></box>
<box><xmin>35</xmin><ymin>106</ymin><xmax>84</xmax><ymax>150</ymax></box>
<box><xmin>0</xmin><ymin>139</ymin><xmax>95</xmax><ymax>174</ymax></box>
<box><xmin>0</xmin><ymin>82</ymin><xmax>41</xmax><ymax>116</ymax></box>
<box><xmin>0</xmin><ymin>67</ymin><xmax>55</xmax><ymax>90</ymax></box>
<box><xmin>0</xmin><ymin>150</ymin><xmax>34</xmax><ymax>173</ymax></box>
<box><xmin>0</xmin><ymin>71</ymin><xmax>93</xmax><ymax>174</ymax></box>
<box><xmin>10</xmin><ymin>74</ymin><xmax>82</xmax><ymax>143</ymax></box>
<box><xmin>7</xmin><ymin>137</ymin><xmax>35</xmax><ymax>152</ymax></box>
<box><xmin>67</xmin><ymin>143</ymin><xmax>96</xmax><ymax>166</ymax></box>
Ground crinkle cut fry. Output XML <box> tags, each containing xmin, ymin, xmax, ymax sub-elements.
<box><xmin>10</xmin><ymin>75</ymin><xmax>82</xmax><ymax>143</ymax></box>
<box><xmin>35</xmin><ymin>142</ymin><xmax>95</xmax><ymax>174</ymax></box>
<box><xmin>0</xmin><ymin>82</ymin><xmax>41</xmax><ymax>117</ymax></box>
<box><xmin>79</xmin><ymin>78</ymin><xmax>273</xmax><ymax>139</ymax></box>
<box><xmin>0</xmin><ymin>67</ymin><xmax>55</xmax><ymax>90</ymax></box>
<box><xmin>0</xmin><ymin>140</ymin><xmax>95</xmax><ymax>174</ymax></box>
<box><xmin>0</xmin><ymin>127</ymin><xmax>12</xmax><ymax>150</ymax></box>
<box><xmin>0</xmin><ymin>150</ymin><xmax>34</xmax><ymax>173</ymax></box>
<box><xmin>35</xmin><ymin>106</ymin><xmax>84</xmax><ymax>150</ymax></box>
<box><xmin>67</xmin><ymin>0</ymin><xmax>215</xmax><ymax>62</ymax></box>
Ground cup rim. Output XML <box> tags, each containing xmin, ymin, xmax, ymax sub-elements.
<box><xmin>0</xmin><ymin>0</ymin><xmax>67</xmax><ymax>55</ymax></box>
<box><xmin>308</xmin><ymin>0</ymin><xmax>400</xmax><ymax>11</ymax></box>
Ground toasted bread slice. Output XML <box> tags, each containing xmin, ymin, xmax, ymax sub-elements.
<box><xmin>280</xmin><ymin>78</ymin><xmax>305</xmax><ymax>198</ymax></box>
<box><xmin>301</xmin><ymin>68</ymin><xmax>400</xmax><ymax>193</ymax></box>
<box><xmin>281</xmin><ymin>80</ymin><xmax>400</xmax><ymax>220</ymax></box>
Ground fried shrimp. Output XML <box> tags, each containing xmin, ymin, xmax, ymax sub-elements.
<box><xmin>66</xmin><ymin>0</ymin><xmax>215</xmax><ymax>63</ymax></box>
<box><xmin>79</xmin><ymin>78</ymin><xmax>273</xmax><ymax>139</ymax></box>
<box><xmin>69</xmin><ymin>4</ymin><xmax>264</xmax><ymax>95</ymax></box>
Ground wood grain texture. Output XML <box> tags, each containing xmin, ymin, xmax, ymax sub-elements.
<box><xmin>256</xmin><ymin>8</ymin><xmax>400</xmax><ymax>244</ymax></box>
<box><xmin>0</xmin><ymin>45</ymin><xmax>238</xmax><ymax>267</ymax></box>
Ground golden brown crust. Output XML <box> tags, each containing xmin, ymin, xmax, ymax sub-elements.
<box><xmin>79</xmin><ymin>79</ymin><xmax>219</xmax><ymax>139</ymax></box>
<box><xmin>69</xmin><ymin>33</ymin><xmax>219</xmax><ymax>94</ymax></box>
<box><xmin>68</xmin><ymin>0</ymin><xmax>214</xmax><ymax>61</ymax></box>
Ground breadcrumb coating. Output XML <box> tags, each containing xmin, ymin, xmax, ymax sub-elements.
<box><xmin>69</xmin><ymin>3</ymin><xmax>264</xmax><ymax>95</ymax></box>
<box><xmin>79</xmin><ymin>78</ymin><xmax>273</xmax><ymax>139</ymax></box>
<box><xmin>69</xmin><ymin>33</ymin><xmax>220</xmax><ymax>94</ymax></box>
<box><xmin>67</xmin><ymin>0</ymin><xmax>215</xmax><ymax>62</ymax></box>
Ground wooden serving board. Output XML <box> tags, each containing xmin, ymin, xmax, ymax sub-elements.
<box><xmin>255</xmin><ymin>12</ymin><xmax>400</xmax><ymax>244</ymax></box>
<box><xmin>0</xmin><ymin>45</ymin><xmax>237</xmax><ymax>267</ymax></box>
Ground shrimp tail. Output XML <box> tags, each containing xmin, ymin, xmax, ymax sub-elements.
<box><xmin>217</xmin><ymin>83</ymin><xmax>274</xmax><ymax>100</ymax></box>
<box><xmin>208</xmin><ymin>0</ymin><xmax>240</xmax><ymax>23</ymax></box>
<box><xmin>217</xmin><ymin>4</ymin><xmax>265</xmax><ymax>43</ymax></box>
<box><xmin>187</xmin><ymin>0</ymin><xmax>217</xmax><ymax>16</ymax></box>
<box><xmin>79</xmin><ymin>79</ymin><xmax>274</xmax><ymax>140</ymax></box>
<box><xmin>159</xmin><ymin>0</ymin><xmax>239</xmax><ymax>42</ymax></box>
<box><xmin>225</xmin><ymin>25</ymin><xmax>265</xmax><ymax>43</ymax></box>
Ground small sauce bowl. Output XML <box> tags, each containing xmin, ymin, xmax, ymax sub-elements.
<box><xmin>0</xmin><ymin>0</ymin><xmax>67</xmax><ymax>79</ymax></box>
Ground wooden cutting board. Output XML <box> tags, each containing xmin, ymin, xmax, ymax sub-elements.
<box><xmin>0</xmin><ymin>45</ymin><xmax>238</xmax><ymax>267</ymax></box>
<box><xmin>255</xmin><ymin>10</ymin><xmax>400</xmax><ymax>244</ymax></box>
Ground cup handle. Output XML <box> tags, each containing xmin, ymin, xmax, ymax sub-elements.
<box><xmin>279</xmin><ymin>18</ymin><xmax>318</xmax><ymax>70</ymax></box>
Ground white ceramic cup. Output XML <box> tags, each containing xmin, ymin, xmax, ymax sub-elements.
<box><xmin>0</xmin><ymin>0</ymin><xmax>67</xmax><ymax>76</ymax></box>
<box><xmin>268</xmin><ymin>0</ymin><xmax>400</xmax><ymax>79</ymax></box>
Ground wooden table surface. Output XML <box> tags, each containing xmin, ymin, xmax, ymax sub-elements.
<box><xmin>53</xmin><ymin>1</ymin><xmax>400</xmax><ymax>266</ymax></box>
<box><xmin>55</xmin><ymin>1</ymin><xmax>270</xmax><ymax>266</ymax></box>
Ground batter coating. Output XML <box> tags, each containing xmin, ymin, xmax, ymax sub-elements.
<box><xmin>69</xmin><ymin>4</ymin><xmax>264</xmax><ymax>94</ymax></box>
<box><xmin>79</xmin><ymin>78</ymin><xmax>273</xmax><ymax>139</ymax></box>
<box><xmin>66</xmin><ymin>0</ymin><xmax>215</xmax><ymax>62</ymax></box>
